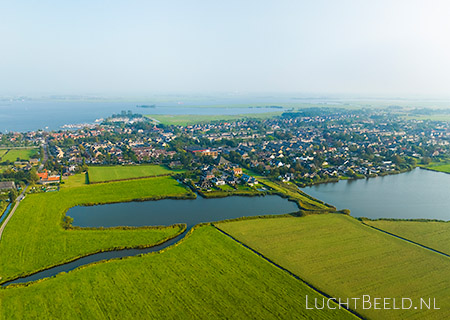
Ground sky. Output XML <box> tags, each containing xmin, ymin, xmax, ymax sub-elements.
<box><xmin>1</xmin><ymin>0</ymin><xmax>450</xmax><ymax>97</ymax></box>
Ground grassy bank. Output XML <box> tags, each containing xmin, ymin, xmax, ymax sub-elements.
<box><xmin>422</xmin><ymin>162</ymin><xmax>450</xmax><ymax>174</ymax></box>
<box><xmin>0</xmin><ymin>176</ymin><xmax>192</xmax><ymax>282</ymax></box>
<box><xmin>217</xmin><ymin>214</ymin><xmax>450</xmax><ymax>319</ymax></box>
<box><xmin>88</xmin><ymin>165</ymin><xmax>181</xmax><ymax>183</ymax></box>
<box><xmin>0</xmin><ymin>226</ymin><xmax>355</xmax><ymax>319</ymax></box>
<box><xmin>242</xmin><ymin>169</ymin><xmax>333</xmax><ymax>211</ymax></box>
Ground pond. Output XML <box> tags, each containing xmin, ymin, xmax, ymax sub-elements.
<box><xmin>302</xmin><ymin>168</ymin><xmax>450</xmax><ymax>220</ymax></box>
<box><xmin>68</xmin><ymin>194</ymin><xmax>299</xmax><ymax>229</ymax></box>
<box><xmin>2</xmin><ymin>194</ymin><xmax>298</xmax><ymax>286</ymax></box>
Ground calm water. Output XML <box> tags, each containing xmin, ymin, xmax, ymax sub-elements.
<box><xmin>68</xmin><ymin>194</ymin><xmax>299</xmax><ymax>228</ymax></box>
<box><xmin>2</xmin><ymin>195</ymin><xmax>297</xmax><ymax>286</ymax></box>
<box><xmin>302</xmin><ymin>168</ymin><xmax>450</xmax><ymax>220</ymax></box>
<box><xmin>0</xmin><ymin>100</ymin><xmax>285</xmax><ymax>132</ymax></box>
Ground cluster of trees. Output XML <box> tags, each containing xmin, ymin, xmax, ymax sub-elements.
<box><xmin>1</xmin><ymin>167</ymin><xmax>39</xmax><ymax>184</ymax></box>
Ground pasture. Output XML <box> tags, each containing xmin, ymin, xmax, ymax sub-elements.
<box><xmin>0</xmin><ymin>226</ymin><xmax>355</xmax><ymax>319</ymax></box>
<box><xmin>0</xmin><ymin>148</ymin><xmax>38</xmax><ymax>162</ymax></box>
<box><xmin>365</xmin><ymin>219</ymin><xmax>450</xmax><ymax>255</ymax></box>
<box><xmin>217</xmin><ymin>214</ymin><xmax>450</xmax><ymax>319</ymax></box>
<box><xmin>145</xmin><ymin>112</ymin><xmax>282</xmax><ymax>126</ymax></box>
<box><xmin>88</xmin><ymin>165</ymin><xmax>176</xmax><ymax>183</ymax></box>
<box><xmin>0</xmin><ymin>176</ymin><xmax>191</xmax><ymax>282</ymax></box>
<box><xmin>424</xmin><ymin>163</ymin><xmax>450</xmax><ymax>174</ymax></box>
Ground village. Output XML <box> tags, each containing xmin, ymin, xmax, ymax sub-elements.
<box><xmin>0</xmin><ymin>107</ymin><xmax>448</xmax><ymax>194</ymax></box>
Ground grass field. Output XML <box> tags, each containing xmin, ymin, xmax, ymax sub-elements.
<box><xmin>61</xmin><ymin>173</ymin><xmax>88</xmax><ymax>188</ymax></box>
<box><xmin>1</xmin><ymin>148</ymin><xmax>38</xmax><ymax>162</ymax></box>
<box><xmin>0</xmin><ymin>176</ymin><xmax>192</xmax><ymax>282</ymax></box>
<box><xmin>364</xmin><ymin>219</ymin><xmax>450</xmax><ymax>255</ymax></box>
<box><xmin>145</xmin><ymin>112</ymin><xmax>282</xmax><ymax>126</ymax></box>
<box><xmin>0</xmin><ymin>226</ymin><xmax>355</xmax><ymax>319</ymax></box>
<box><xmin>423</xmin><ymin>163</ymin><xmax>450</xmax><ymax>174</ymax></box>
<box><xmin>88</xmin><ymin>165</ymin><xmax>178</xmax><ymax>183</ymax></box>
<box><xmin>404</xmin><ymin>114</ymin><xmax>450</xmax><ymax>122</ymax></box>
<box><xmin>217</xmin><ymin>214</ymin><xmax>450</xmax><ymax>319</ymax></box>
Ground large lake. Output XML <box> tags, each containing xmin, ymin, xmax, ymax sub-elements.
<box><xmin>0</xmin><ymin>100</ymin><xmax>286</xmax><ymax>132</ymax></box>
<box><xmin>302</xmin><ymin>168</ymin><xmax>450</xmax><ymax>220</ymax></box>
<box><xmin>68</xmin><ymin>194</ymin><xmax>299</xmax><ymax>228</ymax></box>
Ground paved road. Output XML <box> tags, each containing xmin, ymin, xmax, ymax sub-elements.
<box><xmin>0</xmin><ymin>185</ymin><xmax>28</xmax><ymax>241</ymax></box>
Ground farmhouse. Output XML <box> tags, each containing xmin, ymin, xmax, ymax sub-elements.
<box><xmin>37</xmin><ymin>170</ymin><xmax>61</xmax><ymax>184</ymax></box>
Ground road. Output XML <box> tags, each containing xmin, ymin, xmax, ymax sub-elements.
<box><xmin>0</xmin><ymin>184</ymin><xmax>28</xmax><ymax>241</ymax></box>
<box><xmin>38</xmin><ymin>142</ymin><xmax>49</xmax><ymax>171</ymax></box>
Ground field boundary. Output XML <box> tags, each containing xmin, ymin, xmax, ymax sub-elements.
<box><xmin>362</xmin><ymin>222</ymin><xmax>450</xmax><ymax>258</ymax></box>
<box><xmin>213</xmin><ymin>225</ymin><xmax>363</xmax><ymax>319</ymax></box>
<box><xmin>87</xmin><ymin>172</ymin><xmax>173</xmax><ymax>184</ymax></box>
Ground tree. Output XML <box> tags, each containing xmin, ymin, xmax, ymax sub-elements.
<box><xmin>9</xmin><ymin>189</ymin><xmax>18</xmax><ymax>202</ymax></box>
<box><xmin>28</xmin><ymin>167</ymin><xmax>39</xmax><ymax>184</ymax></box>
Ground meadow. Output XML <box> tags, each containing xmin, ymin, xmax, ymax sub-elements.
<box><xmin>424</xmin><ymin>162</ymin><xmax>450</xmax><ymax>174</ymax></box>
<box><xmin>0</xmin><ymin>176</ymin><xmax>192</xmax><ymax>282</ymax></box>
<box><xmin>145</xmin><ymin>112</ymin><xmax>282</xmax><ymax>126</ymax></box>
<box><xmin>0</xmin><ymin>226</ymin><xmax>355</xmax><ymax>319</ymax></box>
<box><xmin>364</xmin><ymin>219</ymin><xmax>450</xmax><ymax>255</ymax></box>
<box><xmin>217</xmin><ymin>214</ymin><xmax>450</xmax><ymax>319</ymax></box>
<box><xmin>0</xmin><ymin>148</ymin><xmax>38</xmax><ymax>162</ymax></box>
<box><xmin>88</xmin><ymin>165</ymin><xmax>177</xmax><ymax>183</ymax></box>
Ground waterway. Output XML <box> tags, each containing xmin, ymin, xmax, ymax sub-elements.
<box><xmin>2</xmin><ymin>194</ymin><xmax>298</xmax><ymax>286</ymax></box>
<box><xmin>302</xmin><ymin>168</ymin><xmax>450</xmax><ymax>220</ymax></box>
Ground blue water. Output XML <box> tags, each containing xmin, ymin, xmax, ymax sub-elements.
<box><xmin>0</xmin><ymin>99</ymin><xmax>287</xmax><ymax>132</ymax></box>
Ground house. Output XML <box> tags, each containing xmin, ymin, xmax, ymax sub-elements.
<box><xmin>241</xmin><ymin>174</ymin><xmax>258</xmax><ymax>186</ymax></box>
<box><xmin>232</xmin><ymin>167</ymin><xmax>243</xmax><ymax>176</ymax></box>
<box><xmin>185</xmin><ymin>146</ymin><xmax>219</xmax><ymax>158</ymax></box>
<box><xmin>37</xmin><ymin>170</ymin><xmax>60</xmax><ymax>184</ymax></box>
<box><xmin>0</xmin><ymin>181</ymin><xmax>16</xmax><ymax>191</ymax></box>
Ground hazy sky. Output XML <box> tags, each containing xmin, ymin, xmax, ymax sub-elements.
<box><xmin>1</xmin><ymin>0</ymin><xmax>450</xmax><ymax>97</ymax></box>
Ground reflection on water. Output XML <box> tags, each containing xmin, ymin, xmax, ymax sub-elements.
<box><xmin>302</xmin><ymin>168</ymin><xmax>450</xmax><ymax>220</ymax></box>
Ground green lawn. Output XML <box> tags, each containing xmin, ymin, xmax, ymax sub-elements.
<box><xmin>88</xmin><ymin>165</ymin><xmax>178</xmax><ymax>183</ymax></box>
<box><xmin>1</xmin><ymin>148</ymin><xmax>38</xmax><ymax>162</ymax></box>
<box><xmin>145</xmin><ymin>112</ymin><xmax>282</xmax><ymax>126</ymax></box>
<box><xmin>61</xmin><ymin>173</ymin><xmax>88</xmax><ymax>188</ymax></box>
<box><xmin>0</xmin><ymin>226</ymin><xmax>355</xmax><ymax>319</ymax></box>
<box><xmin>217</xmin><ymin>214</ymin><xmax>450</xmax><ymax>319</ymax></box>
<box><xmin>0</xmin><ymin>176</ymin><xmax>192</xmax><ymax>282</ymax></box>
<box><xmin>364</xmin><ymin>219</ymin><xmax>450</xmax><ymax>255</ymax></box>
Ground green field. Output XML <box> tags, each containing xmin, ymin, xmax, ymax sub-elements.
<box><xmin>0</xmin><ymin>176</ymin><xmax>191</xmax><ymax>282</ymax></box>
<box><xmin>404</xmin><ymin>114</ymin><xmax>450</xmax><ymax>122</ymax></box>
<box><xmin>88</xmin><ymin>165</ymin><xmax>178</xmax><ymax>183</ymax></box>
<box><xmin>61</xmin><ymin>173</ymin><xmax>88</xmax><ymax>188</ymax></box>
<box><xmin>217</xmin><ymin>214</ymin><xmax>450</xmax><ymax>319</ymax></box>
<box><xmin>1</xmin><ymin>148</ymin><xmax>38</xmax><ymax>162</ymax></box>
<box><xmin>423</xmin><ymin>163</ymin><xmax>450</xmax><ymax>174</ymax></box>
<box><xmin>365</xmin><ymin>219</ymin><xmax>450</xmax><ymax>255</ymax></box>
<box><xmin>0</xmin><ymin>226</ymin><xmax>355</xmax><ymax>319</ymax></box>
<box><xmin>145</xmin><ymin>112</ymin><xmax>282</xmax><ymax>126</ymax></box>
